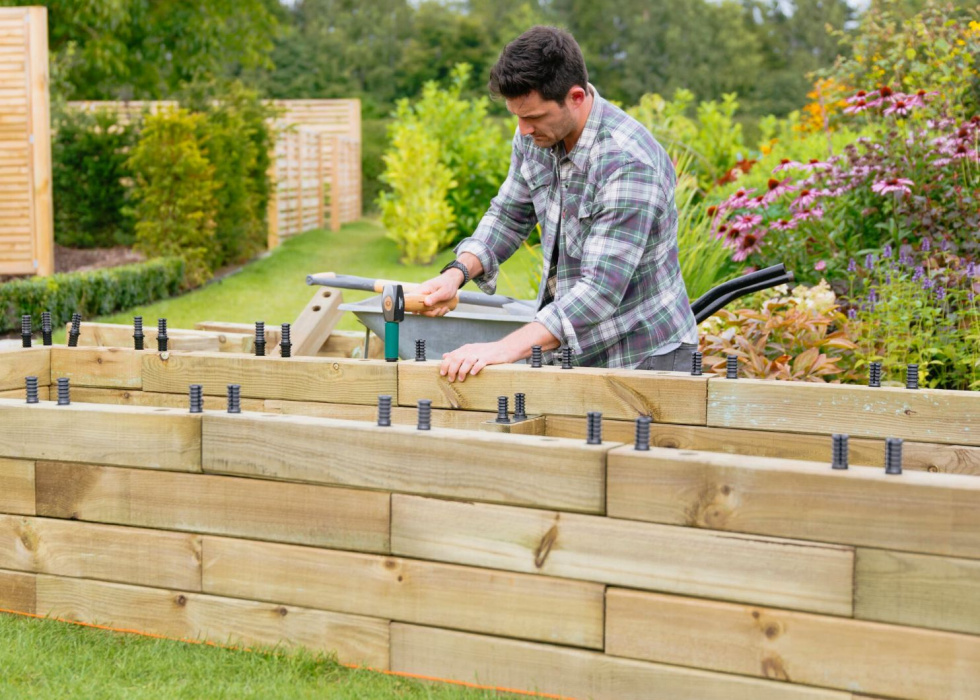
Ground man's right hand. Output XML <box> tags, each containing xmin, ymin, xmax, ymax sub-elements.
<box><xmin>413</xmin><ymin>270</ymin><xmax>463</xmax><ymax>317</ymax></box>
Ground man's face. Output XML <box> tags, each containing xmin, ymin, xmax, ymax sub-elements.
<box><xmin>506</xmin><ymin>90</ymin><xmax>577</xmax><ymax>149</ymax></box>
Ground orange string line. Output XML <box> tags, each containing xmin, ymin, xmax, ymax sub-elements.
<box><xmin>0</xmin><ymin>608</ymin><xmax>577</xmax><ymax>700</ymax></box>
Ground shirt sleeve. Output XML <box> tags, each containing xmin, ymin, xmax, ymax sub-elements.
<box><xmin>534</xmin><ymin>159</ymin><xmax>672</xmax><ymax>354</ymax></box>
<box><xmin>454</xmin><ymin>130</ymin><xmax>538</xmax><ymax>295</ymax></box>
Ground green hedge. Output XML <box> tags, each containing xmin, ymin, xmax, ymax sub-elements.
<box><xmin>0</xmin><ymin>258</ymin><xmax>185</xmax><ymax>334</ymax></box>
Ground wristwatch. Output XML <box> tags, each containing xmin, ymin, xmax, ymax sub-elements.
<box><xmin>440</xmin><ymin>259</ymin><xmax>470</xmax><ymax>287</ymax></box>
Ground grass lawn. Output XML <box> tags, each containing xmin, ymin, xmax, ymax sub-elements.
<box><xmin>55</xmin><ymin>219</ymin><xmax>540</xmax><ymax>342</ymax></box>
<box><xmin>0</xmin><ymin>613</ymin><xmax>518</xmax><ymax>699</ymax></box>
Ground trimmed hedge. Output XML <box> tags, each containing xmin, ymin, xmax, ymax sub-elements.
<box><xmin>0</xmin><ymin>258</ymin><xmax>185</xmax><ymax>334</ymax></box>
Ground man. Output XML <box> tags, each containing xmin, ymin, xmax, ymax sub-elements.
<box><xmin>416</xmin><ymin>26</ymin><xmax>698</xmax><ymax>382</ymax></box>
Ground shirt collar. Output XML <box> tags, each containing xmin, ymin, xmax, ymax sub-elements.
<box><xmin>558</xmin><ymin>84</ymin><xmax>601</xmax><ymax>172</ymax></box>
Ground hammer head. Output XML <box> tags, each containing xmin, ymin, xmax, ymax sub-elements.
<box><xmin>382</xmin><ymin>283</ymin><xmax>405</xmax><ymax>323</ymax></box>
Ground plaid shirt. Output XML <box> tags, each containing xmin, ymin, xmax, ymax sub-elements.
<box><xmin>455</xmin><ymin>87</ymin><xmax>698</xmax><ymax>368</ymax></box>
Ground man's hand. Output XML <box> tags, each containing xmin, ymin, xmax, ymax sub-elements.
<box><xmin>440</xmin><ymin>340</ymin><xmax>522</xmax><ymax>382</ymax></box>
<box><xmin>413</xmin><ymin>270</ymin><xmax>463</xmax><ymax>317</ymax></box>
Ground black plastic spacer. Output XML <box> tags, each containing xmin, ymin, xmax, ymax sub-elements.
<box><xmin>227</xmin><ymin>384</ymin><xmax>241</xmax><ymax>414</ymax></box>
<box><xmin>530</xmin><ymin>345</ymin><xmax>543</xmax><ymax>368</ymax></box>
<box><xmin>189</xmin><ymin>384</ymin><xmax>203</xmax><ymax>414</ymax></box>
<box><xmin>415</xmin><ymin>339</ymin><xmax>426</xmax><ymax>362</ymax></box>
<box><xmin>884</xmin><ymin>437</ymin><xmax>903</xmax><ymax>475</ymax></box>
<box><xmin>56</xmin><ymin>377</ymin><xmax>70</xmax><ymax>406</ymax></box>
<box><xmin>691</xmin><ymin>350</ymin><xmax>703</xmax><ymax>376</ymax></box>
<box><xmin>906</xmin><ymin>364</ymin><xmax>919</xmax><ymax>390</ymax></box>
<box><xmin>255</xmin><ymin>322</ymin><xmax>266</xmax><ymax>357</ymax></box>
<box><xmin>157</xmin><ymin>318</ymin><xmax>169</xmax><ymax>352</ymax></box>
<box><xmin>41</xmin><ymin>311</ymin><xmax>52</xmax><ymax>346</ymax></box>
<box><xmin>25</xmin><ymin>376</ymin><xmax>39</xmax><ymax>404</ymax></box>
<box><xmin>133</xmin><ymin>316</ymin><xmax>145</xmax><ymax>350</ymax></box>
<box><xmin>634</xmin><ymin>416</ymin><xmax>652</xmax><ymax>451</ymax></box>
<box><xmin>417</xmin><ymin>399</ymin><xmax>432</xmax><ymax>431</ymax></box>
<box><xmin>280</xmin><ymin>323</ymin><xmax>292</xmax><ymax>358</ymax></box>
<box><xmin>377</xmin><ymin>395</ymin><xmax>392</xmax><ymax>427</ymax></box>
<box><xmin>831</xmin><ymin>433</ymin><xmax>849</xmax><ymax>470</ymax></box>
<box><xmin>726</xmin><ymin>354</ymin><xmax>738</xmax><ymax>379</ymax></box>
<box><xmin>561</xmin><ymin>346</ymin><xmax>573</xmax><ymax>370</ymax></box>
<box><xmin>21</xmin><ymin>315</ymin><xmax>31</xmax><ymax>348</ymax></box>
<box><xmin>869</xmin><ymin>361</ymin><xmax>882</xmax><ymax>388</ymax></box>
<box><xmin>495</xmin><ymin>396</ymin><xmax>511</xmax><ymax>424</ymax></box>
<box><xmin>514</xmin><ymin>393</ymin><xmax>527</xmax><ymax>421</ymax></box>
<box><xmin>586</xmin><ymin>411</ymin><xmax>603</xmax><ymax>445</ymax></box>
<box><xmin>67</xmin><ymin>313</ymin><xmax>81</xmax><ymax>347</ymax></box>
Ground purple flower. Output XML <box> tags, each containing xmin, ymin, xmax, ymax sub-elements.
<box><xmin>967</xmin><ymin>262</ymin><xmax>977</xmax><ymax>278</ymax></box>
<box><xmin>865</xmin><ymin>253</ymin><xmax>876</xmax><ymax>269</ymax></box>
<box><xmin>912</xmin><ymin>266</ymin><xmax>925</xmax><ymax>282</ymax></box>
<box><xmin>848</xmin><ymin>258</ymin><xmax>857</xmax><ymax>273</ymax></box>
<box><xmin>868</xmin><ymin>288</ymin><xmax>878</xmax><ymax>304</ymax></box>
<box><xmin>883</xmin><ymin>244</ymin><xmax>893</xmax><ymax>258</ymax></box>
<box><xmin>847</xmin><ymin>308</ymin><xmax>857</xmax><ymax>319</ymax></box>
<box><xmin>729</xmin><ymin>213</ymin><xmax>763</xmax><ymax>232</ymax></box>
<box><xmin>941</xmin><ymin>239</ymin><xmax>952</xmax><ymax>252</ymax></box>
<box><xmin>921</xmin><ymin>238</ymin><xmax>931</xmax><ymax>252</ymax></box>
<box><xmin>935</xmin><ymin>286</ymin><xmax>946</xmax><ymax>301</ymax></box>
<box><xmin>871</xmin><ymin>178</ymin><xmax>914</xmax><ymax>196</ymax></box>
<box><xmin>899</xmin><ymin>253</ymin><xmax>912</xmax><ymax>266</ymax></box>
<box><xmin>922</xmin><ymin>278</ymin><xmax>934</xmax><ymax>290</ymax></box>
<box><xmin>768</xmin><ymin>218</ymin><xmax>798</xmax><ymax>232</ymax></box>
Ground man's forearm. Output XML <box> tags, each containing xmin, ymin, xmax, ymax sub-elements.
<box><xmin>500</xmin><ymin>321</ymin><xmax>561</xmax><ymax>361</ymax></box>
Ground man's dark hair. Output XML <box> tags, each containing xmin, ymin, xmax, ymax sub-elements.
<box><xmin>488</xmin><ymin>26</ymin><xmax>589</xmax><ymax>104</ymax></box>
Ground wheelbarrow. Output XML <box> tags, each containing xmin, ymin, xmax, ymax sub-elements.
<box><xmin>306</xmin><ymin>264</ymin><xmax>793</xmax><ymax>360</ymax></box>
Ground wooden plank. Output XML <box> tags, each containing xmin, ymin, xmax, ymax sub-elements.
<box><xmin>0</xmin><ymin>388</ymin><xmax>26</xmax><ymax>398</ymax></box>
<box><xmin>288</xmin><ymin>287</ymin><xmax>344</xmax><ymax>356</ymax></box>
<box><xmin>0</xmin><ymin>347</ymin><xmax>49</xmax><ymax>391</ymax></box>
<box><xmin>607</xmin><ymin>446</ymin><xmax>980</xmax><ymax>559</ymax></box>
<box><xmin>605</xmin><ymin>588</ymin><xmax>980</xmax><ymax>700</ymax></box>
<box><xmin>63</xmin><ymin>387</ymin><xmax>265</xmax><ymax>412</ymax></box>
<box><xmin>708</xmin><ymin>378</ymin><xmax>980</xmax><ymax>446</ymax></box>
<box><xmin>35</xmin><ymin>462</ymin><xmax>389</xmax><ymax>553</ymax></box>
<box><xmin>0</xmin><ymin>400</ymin><xmax>201</xmax><ymax>471</ymax></box>
<box><xmin>27</xmin><ymin>6</ymin><xmax>54</xmax><ymax>276</ymax></box>
<box><xmin>203</xmin><ymin>536</ymin><xmax>604</xmax><ymax>649</ymax></box>
<box><xmin>855</xmin><ymin>548</ymin><xmax>980</xmax><ymax>636</ymax></box>
<box><xmin>143</xmin><ymin>352</ymin><xmax>395</xmax><ymax>405</ymax></box>
<box><xmin>35</xmin><ymin>575</ymin><xmax>388</xmax><ymax>668</ymax></box>
<box><xmin>480</xmin><ymin>415</ymin><xmax>547</xmax><ymax>435</ymax></box>
<box><xmin>0</xmin><ymin>457</ymin><xmax>33</xmax><ymax>515</ymax></box>
<box><xmin>318</xmin><ymin>329</ymin><xmax>383</xmax><ymax>359</ymax></box>
<box><xmin>397</xmin><ymin>361</ymin><xmax>708</xmax><ymax>424</ymax></box>
<box><xmin>391</xmin><ymin>496</ymin><xmax>853</xmax><ymax>615</ymax></box>
<box><xmin>0</xmin><ymin>515</ymin><xmax>201</xmax><ymax>590</ymax></box>
<box><xmin>203</xmin><ymin>413</ymin><xmax>608</xmax><ymax>513</ymax></box>
<box><xmin>50</xmin><ymin>347</ymin><xmax>142</xmax><ymax>389</ymax></box>
<box><xmin>67</xmin><ymin>322</ymin><xmax>246</xmax><ymax>352</ymax></box>
<box><xmin>0</xmin><ymin>568</ymin><xmax>34</xmax><ymax>613</ymax></box>
<box><xmin>548</xmin><ymin>416</ymin><xmax>980</xmax><ymax>475</ymax></box>
<box><xmin>192</xmin><ymin>322</ymin><xmax>282</xmax><ymax>350</ymax></box>
<box><xmin>390</xmin><ymin>624</ymin><xmax>849</xmax><ymax>700</ymax></box>
<box><xmin>264</xmin><ymin>399</ymin><xmax>496</xmax><ymax>429</ymax></box>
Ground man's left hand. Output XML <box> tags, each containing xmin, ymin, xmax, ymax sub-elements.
<box><xmin>440</xmin><ymin>340</ymin><xmax>520</xmax><ymax>382</ymax></box>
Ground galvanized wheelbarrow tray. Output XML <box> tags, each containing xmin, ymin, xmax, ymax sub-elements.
<box><xmin>307</xmin><ymin>265</ymin><xmax>792</xmax><ymax>360</ymax></box>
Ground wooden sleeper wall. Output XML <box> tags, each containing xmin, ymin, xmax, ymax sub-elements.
<box><xmin>2</xmin><ymin>345</ymin><xmax>980</xmax><ymax>699</ymax></box>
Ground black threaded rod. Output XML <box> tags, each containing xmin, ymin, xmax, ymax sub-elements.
<box><xmin>415</xmin><ymin>339</ymin><xmax>426</xmax><ymax>362</ymax></box>
<box><xmin>417</xmin><ymin>399</ymin><xmax>432</xmax><ymax>431</ymax></box>
<box><xmin>691</xmin><ymin>350</ymin><xmax>703</xmax><ymax>376</ymax></box>
<box><xmin>531</xmin><ymin>345</ymin><xmax>543</xmax><ymax>368</ymax></box>
<box><xmin>41</xmin><ymin>311</ymin><xmax>52</xmax><ymax>346</ymax></box>
<box><xmin>634</xmin><ymin>416</ymin><xmax>652</xmax><ymax>451</ymax></box>
<box><xmin>280</xmin><ymin>323</ymin><xmax>292</xmax><ymax>358</ymax></box>
<box><xmin>255</xmin><ymin>322</ymin><xmax>266</xmax><ymax>357</ymax></box>
<box><xmin>133</xmin><ymin>316</ymin><xmax>145</xmax><ymax>350</ymax></box>
<box><xmin>157</xmin><ymin>318</ymin><xmax>169</xmax><ymax>352</ymax></box>
<box><xmin>586</xmin><ymin>412</ymin><xmax>602</xmax><ymax>445</ymax></box>
<box><xmin>831</xmin><ymin>434</ymin><xmax>849</xmax><ymax>470</ymax></box>
<box><xmin>68</xmin><ymin>313</ymin><xmax>81</xmax><ymax>347</ymax></box>
<box><xmin>561</xmin><ymin>346</ymin><xmax>573</xmax><ymax>370</ymax></box>
<box><xmin>227</xmin><ymin>384</ymin><xmax>241</xmax><ymax>414</ymax></box>
<box><xmin>377</xmin><ymin>395</ymin><xmax>392</xmax><ymax>426</ymax></box>
<box><xmin>56</xmin><ymin>377</ymin><xmax>70</xmax><ymax>406</ymax></box>
<box><xmin>726</xmin><ymin>354</ymin><xmax>738</xmax><ymax>379</ymax></box>
<box><xmin>21</xmin><ymin>315</ymin><xmax>31</xmax><ymax>347</ymax></box>
<box><xmin>495</xmin><ymin>396</ymin><xmax>511</xmax><ymax>424</ymax></box>
<box><xmin>869</xmin><ymin>361</ymin><xmax>882</xmax><ymax>388</ymax></box>
<box><xmin>25</xmin><ymin>376</ymin><xmax>39</xmax><ymax>404</ymax></box>
<box><xmin>514</xmin><ymin>393</ymin><xmax>527</xmax><ymax>421</ymax></box>
<box><xmin>189</xmin><ymin>384</ymin><xmax>203</xmax><ymax>413</ymax></box>
<box><xmin>885</xmin><ymin>437</ymin><xmax>903</xmax><ymax>475</ymax></box>
<box><xmin>906</xmin><ymin>364</ymin><xmax>919</xmax><ymax>390</ymax></box>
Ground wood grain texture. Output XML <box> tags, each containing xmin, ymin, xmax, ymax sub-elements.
<box><xmin>35</xmin><ymin>462</ymin><xmax>389</xmax><ymax>553</ymax></box>
<box><xmin>203</xmin><ymin>536</ymin><xmax>604</xmax><ymax>649</ymax></box>
<box><xmin>390</xmin><ymin>624</ymin><xmax>849</xmax><ymax>700</ymax></box>
<box><xmin>398</xmin><ymin>361</ymin><xmax>708</xmax><ymax>424</ymax></box>
<box><xmin>35</xmin><ymin>575</ymin><xmax>388</xmax><ymax>668</ymax></box>
<box><xmin>0</xmin><ymin>515</ymin><xmax>201</xmax><ymax>589</ymax></box>
<box><xmin>479</xmin><ymin>415</ymin><xmax>547</xmax><ymax>435</ymax></box>
<box><xmin>607</xmin><ymin>446</ymin><xmax>980</xmax><ymax>558</ymax></box>
<box><xmin>0</xmin><ymin>457</ymin><xmax>33</xmax><ymax>515</ymax></box>
<box><xmin>202</xmin><ymin>413</ymin><xmax>608</xmax><ymax>513</ymax></box>
<box><xmin>546</xmin><ymin>416</ymin><xmax>980</xmax><ymax>474</ymax></box>
<box><xmin>64</xmin><ymin>387</ymin><xmax>265</xmax><ymax>412</ymax></box>
<box><xmin>0</xmin><ymin>388</ymin><xmax>26</xmax><ymax>399</ymax></box>
<box><xmin>0</xmin><ymin>400</ymin><xmax>201</xmax><ymax>470</ymax></box>
<box><xmin>67</xmin><ymin>322</ymin><xmax>248</xmax><ymax>352</ymax></box>
<box><xmin>855</xmin><ymin>548</ymin><xmax>980</xmax><ymax>636</ymax></box>
<box><xmin>143</xmin><ymin>352</ymin><xmax>395</xmax><ymax>405</ymax></box>
<box><xmin>288</xmin><ymin>287</ymin><xmax>344</xmax><ymax>356</ymax></box>
<box><xmin>708</xmin><ymin>378</ymin><xmax>980</xmax><ymax>446</ymax></box>
<box><xmin>0</xmin><ymin>347</ymin><xmax>49</xmax><ymax>391</ymax></box>
<box><xmin>605</xmin><ymin>588</ymin><xmax>980</xmax><ymax>700</ymax></box>
<box><xmin>50</xmin><ymin>347</ymin><xmax>142</xmax><ymax>389</ymax></box>
<box><xmin>391</xmin><ymin>495</ymin><xmax>852</xmax><ymax>615</ymax></box>
<box><xmin>0</xmin><ymin>568</ymin><xmax>34</xmax><ymax>613</ymax></box>
<box><xmin>264</xmin><ymin>399</ymin><xmax>495</xmax><ymax>429</ymax></box>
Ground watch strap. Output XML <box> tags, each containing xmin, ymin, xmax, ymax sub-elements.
<box><xmin>440</xmin><ymin>259</ymin><xmax>470</xmax><ymax>287</ymax></box>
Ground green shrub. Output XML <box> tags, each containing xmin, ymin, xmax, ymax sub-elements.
<box><xmin>361</xmin><ymin>118</ymin><xmax>391</xmax><ymax>214</ymax></box>
<box><xmin>377</xmin><ymin>123</ymin><xmax>456</xmax><ymax>264</ymax></box>
<box><xmin>52</xmin><ymin>108</ymin><xmax>139</xmax><ymax>248</ymax></box>
<box><xmin>0</xmin><ymin>258</ymin><xmax>185</xmax><ymax>334</ymax></box>
<box><xmin>127</xmin><ymin>109</ymin><xmax>219</xmax><ymax>287</ymax></box>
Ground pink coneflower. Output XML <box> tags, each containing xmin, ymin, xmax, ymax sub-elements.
<box><xmin>814</xmin><ymin>260</ymin><xmax>827</xmax><ymax>271</ymax></box>
<box><xmin>844</xmin><ymin>98</ymin><xmax>872</xmax><ymax>115</ymax></box>
<box><xmin>763</xmin><ymin>177</ymin><xmax>795</xmax><ymax>204</ymax></box>
<box><xmin>741</xmin><ymin>194</ymin><xmax>768</xmax><ymax>210</ymax></box>
<box><xmin>725</xmin><ymin>188</ymin><xmax>757</xmax><ymax>210</ymax></box>
<box><xmin>883</xmin><ymin>98</ymin><xmax>913</xmax><ymax>117</ymax></box>
<box><xmin>773</xmin><ymin>159</ymin><xmax>805</xmax><ymax>174</ymax></box>
<box><xmin>732</xmin><ymin>231</ymin><xmax>766</xmax><ymax>262</ymax></box>
<box><xmin>799</xmin><ymin>159</ymin><xmax>830</xmax><ymax>172</ymax></box>
<box><xmin>871</xmin><ymin>178</ymin><xmax>914</xmax><ymax>195</ymax></box>
<box><xmin>791</xmin><ymin>188</ymin><xmax>821</xmax><ymax>209</ymax></box>
<box><xmin>729</xmin><ymin>213</ymin><xmax>763</xmax><ymax>232</ymax></box>
<box><xmin>769</xmin><ymin>218</ymin><xmax>797</xmax><ymax>232</ymax></box>
<box><xmin>793</xmin><ymin>207</ymin><xmax>825</xmax><ymax>222</ymax></box>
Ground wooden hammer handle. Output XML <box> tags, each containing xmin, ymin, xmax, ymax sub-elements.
<box><xmin>404</xmin><ymin>293</ymin><xmax>459</xmax><ymax>314</ymax></box>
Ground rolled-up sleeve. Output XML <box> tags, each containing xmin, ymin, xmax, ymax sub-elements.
<box><xmin>535</xmin><ymin>160</ymin><xmax>670</xmax><ymax>354</ymax></box>
<box><xmin>454</xmin><ymin>131</ymin><xmax>538</xmax><ymax>295</ymax></box>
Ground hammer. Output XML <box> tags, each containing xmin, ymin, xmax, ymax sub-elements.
<box><xmin>381</xmin><ymin>283</ymin><xmax>405</xmax><ymax>362</ymax></box>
